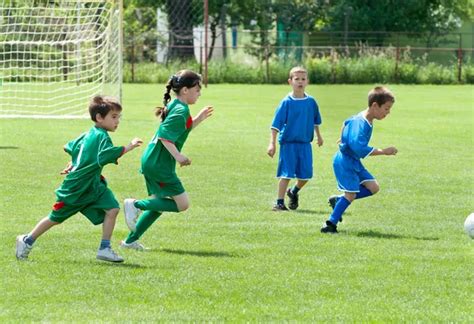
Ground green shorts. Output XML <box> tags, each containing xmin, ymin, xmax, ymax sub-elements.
<box><xmin>144</xmin><ymin>175</ymin><xmax>185</xmax><ymax>198</ymax></box>
<box><xmin>48</xmin><ymin>188</ymin><xmax>119</xmax><ymax>225</ymax></box>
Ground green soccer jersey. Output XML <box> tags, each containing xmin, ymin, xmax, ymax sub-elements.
<box><xmin>141</xmin><ymin>98</ymin><xmax>193</xmax><ymax>182</ymax></box>
<box><xmin>55</xmin><ymin>126</ymin><xmax>124</xmax><ymax>206</ymax></box>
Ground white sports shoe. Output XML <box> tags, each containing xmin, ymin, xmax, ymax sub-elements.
<box><xmin>120</xmin><ymin>240</ymin><xmax>148</xmax><ymax>251</ymax></box>
<box><xmin>16</xmin><ymin>234</ymin><xmax>33</xmax><ymax>260</ymax></box>
<box><xmin>96</xmin><ymin>247</ymin><xmax>124</xmax><ymax>263</ymax></box>
<box><xmin>123</xmin><ymin>198</ymin><xmax>140</xmax><ymax>232</ymax></box>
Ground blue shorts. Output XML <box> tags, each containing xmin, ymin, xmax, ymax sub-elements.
<box><xmin>333</xmin><ymin>151</ymin><xmax>375</xmax><ymax>192</ymax></box>
<box><xmin>277</xmin><ymin>142</ymin><xmax>313</xmax><ymax>180</ymax></box>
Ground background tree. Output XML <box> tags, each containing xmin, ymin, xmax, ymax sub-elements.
<box><xmin>323</xmin><ymin>0</ymin><xmax>472</xmax><ymax>46</ymax></box>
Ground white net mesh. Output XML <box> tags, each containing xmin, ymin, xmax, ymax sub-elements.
<box><xmin>0</xmin><ymin>0</ymin><xmax>121</xmax><ymax>118</ymax></box>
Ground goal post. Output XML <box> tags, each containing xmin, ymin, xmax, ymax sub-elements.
<box><xmin>0</xmin><ymin>0</ymin><xmax>122</xmax><ymax>118</ymax></box>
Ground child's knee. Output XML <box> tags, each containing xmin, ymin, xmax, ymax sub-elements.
<box><xmin>370</xmin><ymin>183</ymin><xmax>380</xmax><ymax>194</ymax></box>
<box><xmin>105</xmin><ymin>208</ymin><xmax>120</xmax><ymax>218</ymax></box>
<box><xmin>178</xmin><ymin>201</ymin><xmax>190</xmax><ymax>212</ymax></box>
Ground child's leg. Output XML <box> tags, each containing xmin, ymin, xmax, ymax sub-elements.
<box><xmin>290</xmin><ymin>179</ymin><xmax>308</xmax><ymax>194</ymax></box>
<box><xmin>134</xmin><ymin>195</ymin><xmax>180</xmax><ymax>213</ymax></box>
<box><xmin>358</xmin><ymin>180</ymin><xmax>379</xmax><ymax>198</ymax></box>
<box><xmin>125</xmin><ymin>210</ymin><xmax>161</xmax><ymax>244</ymax></box>
<box><xmin>277</xmin><ymin>178</ymin><xmax>291</xmax><ymax>200</ymax></box>
<box><xmin>328</xmin><ymin>192</ymin><xmax>355</xmax><ymax>225</ymax></box>
<box><xmin>102</xmin><ymin>208</ymin><xmax>120</xmax><ymax>241</ymax></box>
<box><xmin>27</xmin><ymin>217</ymin><xmax>60</xmax><ymax>243</ymax></box>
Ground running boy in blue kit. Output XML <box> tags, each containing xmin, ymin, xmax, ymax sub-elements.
<box><xmin>321</xmin><ymin>86</ymin><xmax>397</xmax><ymax>234</ymax></box>
<box><xmin>16</xmin><ymin>96</ymin><xmax>143</xmax><ymax>262</ymax></box>
<box><xmin>267</xmin><ymin>66</ymin><xmax>323</xmax><ymax>211</ymax></box>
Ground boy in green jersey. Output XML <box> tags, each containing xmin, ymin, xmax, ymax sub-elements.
<box><xmin>16</xmin><ymin>96</ymin><xmax>143</xmax><ymax>262</ymax></box>
<box><xmin>121</xmin><ymin>70</ymin><xmax>213</xmax><ymax>250</ymax></box>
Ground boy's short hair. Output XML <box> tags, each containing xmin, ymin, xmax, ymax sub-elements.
<box><xmin>89</xmin><ymin>95</ymin><xmax>122</xmax><ymax>121</ymax></box>
<box><xmin>289</xmin><ymin>66</ymin><xmax>307</xmax><ymax>79</ymax></box>
<box><xmin>368</xmin><ymin>86</ymin><xmax>395</xmax><ymax>107</ymax></box>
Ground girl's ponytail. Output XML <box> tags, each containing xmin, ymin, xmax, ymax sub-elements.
<box><xmin>155</xmin><ymin>79</ymin><xmax>173</xmax><ymax>121</ymax></box>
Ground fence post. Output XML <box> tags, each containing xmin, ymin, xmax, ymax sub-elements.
<box><xmin>457</xmin><ymin>33</ymin><xmax>463</xmax><ymax>83</ymax></box>
<box><xmin>395</xmin><ymin>33</ymin><xmax>400</xmax><ymax>83</ymax></box>
<box><xmin>265</xmin><ymin>44</ymin><xmax>270</xmax><ymax>83</ymax></box>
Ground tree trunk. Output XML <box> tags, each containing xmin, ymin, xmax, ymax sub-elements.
<box><xmin>166</xmin><ymin>0</ymin><xmax>195</xmax><ymax>61</ymax></box>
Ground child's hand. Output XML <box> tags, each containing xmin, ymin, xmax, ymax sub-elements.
<box><xmin>196</xmin><ymin>106</ymin><xmax>214</xmax><ymax>123</ymax></box>
<box><xmin>176</xmin><ymin>153</ymin><xmax>192</xmax><ymax>167</ymax></box>
<box><xmin>267</xmin><ymin>143</ymin><xmax>276</xmax><ymax>158</ymax></box>
<box><xmin>60</xmin><ymin>162</ymin><xmax>73</xmax><ymax>175</ymax></box>
<box><xmin>317</xmin><ymin>136</ymin><xmax>324</xmax><ymax>147</ymax></box>
<box><xmin>125</xmin><ymin>138</ymin><xmax>143</xmax><ymax>153</ymax></box>
<box><xmin>383</xmin><ymin>147</ymin><xmax>398</xmax><ymax>155</ymax></box>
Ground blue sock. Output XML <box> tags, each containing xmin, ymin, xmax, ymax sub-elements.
<box><xmin>276</xmin><ymin>198</ymin><xmax>284</xmax><ymax>205</ymax></box>
<box><xmin>356</xmin><ymin>185</ymin><xmax>372</xmax><ymax>200</ymax></box>
<box><xmin>291</xmin><ymin>186</ymin><xmax>300</xmax><ymax>195</ymax></box>
<box><xmin>329</xmin><ymin>196</ymin><xmax>351</xmax><ymax>225</ymax></box>
<box><xmin>99</xmin><ymin>239</ymin><xmax>111</xmax><ymax>250</ymax></box>
<box><xmin>24</xmin><ymin>235</ymin><xmax>35</xmax><ymax>246</ymax></box>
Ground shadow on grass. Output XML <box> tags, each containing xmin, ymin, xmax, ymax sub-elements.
<box><xmin>0</xmin><ymin>146</ymin><xmax>19</xmax><ymax>149</ymax></box>
<box><xmin>55</xmin><ymin>259</ymin><xmax>154</xmax><ymax>269</ymax></box>
<box><xmin>161</xmin><ymin>248</ymin><xmax>240</xmax><ymax>258</ymax></box>
<box><xmin>353</xmin><ymin>230</ymin><xmax>439</xmax><ymax>241</ymax></box>
<box><xmin>294</xmin><ymin>209</ymin><xmax>328</xmax><ymax>215</ymax></box>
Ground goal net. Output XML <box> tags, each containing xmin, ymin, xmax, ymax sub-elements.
<box><xmin>0</xmin><ymin>0</ymin><xmax>122</xmax><ymax>118</ymax></box>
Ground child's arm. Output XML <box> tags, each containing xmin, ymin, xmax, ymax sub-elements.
<box><xmin>98</xmin><ymin>137</ymin><xmax>142</xmax><ymax>166</ymax></box>
<box><xmin>123</xmin><ymin>138</ymin><xmax>143</xmax><ymax>154</ymax></box>
<box><xmin>314</xmin><ymin>125</ymin><xmax>323</xmax><ymax>147</ymax></box>
<box><xmin>192</xmin><ymin>106</ymin><xmax>213</xmax><ymax>128</ymax></box>
<box><xmin>370</xmin><ymin>146</ymin><xmax>398</xmax><ymax>156</ymax></box>
<box><xmin>160</xmin><ymin>139</ymin><xmax>192</xmax><ymax>167</ymax></box>
<box><xmin>267</xmin><ymin>128</ymin><xmax>278</xmax><ymax>158</ymax></box>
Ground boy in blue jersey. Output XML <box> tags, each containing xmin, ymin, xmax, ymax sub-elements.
<box><xmin>267</xmin><ymin>66</ymin><xmax>323</xmax><ymax>211</ymax></box>
<box><xmin>321</xmin><ymin>86</ymin><xmax>397</xmax><ymax>233</ymax></box>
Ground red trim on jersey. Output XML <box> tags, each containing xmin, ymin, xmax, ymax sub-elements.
<box><xmin>52</xmin><ymin>201</ymin><xmax>65</xmax><ymax>211</ymax></box>
<box><xmin>100</xmin><ymin>175</ymin><xmax>106</xmax><ymax>181</ymax></box>
<box><xmin>119</xmin><ymin>146</ymin><xmax>126</xmax><ymax>157</ymax></box>
<box><xmin>159</xmin><ymin>182</ymin><xmax>165</xmax><ymax>188</ymax></box>
<box><xmin>186</xmin><ymin>116</ymin><xmax>193</xmax><ymax>129</ymax></box>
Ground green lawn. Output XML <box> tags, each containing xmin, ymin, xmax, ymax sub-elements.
<box><xmin>1</xmin><ymin>84</ymin><xmax>473</xmax><ymax>322</ymax></box>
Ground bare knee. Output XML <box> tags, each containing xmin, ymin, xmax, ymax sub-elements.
<box><xmin>178</xmin><ymin>201</ymin><xmax>190</xmax><ymax>212</ymax></box>
<box><xmin>105</xmin><ymin>208</ymin><xmax>120</xmax><ymax>219</ymax></box>
<box><xmin>368</xmin><ymin>182</ymin><xmax>380</xmax><ymax>194</ymax></box>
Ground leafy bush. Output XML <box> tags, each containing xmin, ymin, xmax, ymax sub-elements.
<box><xmin>123</xmin><ymin>48</ymin><xmax>473</xmax><ymax>84</ymax></box>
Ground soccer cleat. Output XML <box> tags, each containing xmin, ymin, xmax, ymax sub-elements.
<box><xmin>272</xmin><ymin>203</ymin><xmax>289</xmax><ymax>211</ymax></box>
<box><xmin>286</xmin><ymin>188</ymin><xmax>299</xmax><ymax>210</ymax></box>
<box><xmin>124</xmin><ymin>198</ymin><xmax>140</xmax><ymax>232</ymax></box>
<box><xmin>96</xmin><ymin>247</ymin><xmax>124</xmax><ymax>262</ymax></box>
<box><xmin>120</xmin><ymin>240</ymin><xmax>148</xmax><ymax>251</ymax></box>
<box><xmin>16</xmin><ymin>234</ymin><xmax>33</xmax><ymax>260</ymax></box>
<box><xmin>328</xmin><ymin>195</ymin><xmax>343</xmax><ymax>222</ymax></box>
<box><xmin>320</xmin><ymin>221</ymin><xmax>338</xmax><ymax>234</ymax></box>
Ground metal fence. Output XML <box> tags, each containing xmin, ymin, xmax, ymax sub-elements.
<box><xmin>125</xmin><ymin>27</ymin><xmax>474</xmax><ymax>83</ymax></box>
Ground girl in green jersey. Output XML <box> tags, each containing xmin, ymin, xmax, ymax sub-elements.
<box><xmin>121</xmin><ymin>70</ymin><xmax>213</xmax><ymax>250</ymax></box>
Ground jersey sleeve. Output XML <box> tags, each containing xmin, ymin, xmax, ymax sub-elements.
<box><xmin>64</xmin><ymin>133</ymin><xmax>86</xmax><ymax>156</ymax></box>
<box><xmin>313</xmin><ymin>99</ymin><xmax>322</xmax><ymax>126</ymax></box>
<box><xmin>347</xmin><ymin>119</ymin><xmax>373</xmax><ymax>159</ymax></box>
<box><xmin>97</xmin><ymin>136</ymin><xmax>124</xmax><ymax>167</ymax></box>
<box><xmin>271</xmin><ymin>99</ymin><xmax>288</xmax><ymax>132</ymax></box>
<box><xmin>157</xmin><ymin>108</ymin><xmax>187</xmax><ymax>143</ymax></box>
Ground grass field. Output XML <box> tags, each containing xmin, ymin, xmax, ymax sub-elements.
<box><xmin>1</xmin><ymin>84</ymin><xmax>473</xmax><ymax>322</ymax></box>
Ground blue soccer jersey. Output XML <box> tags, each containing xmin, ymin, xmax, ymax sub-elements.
<box><xmin>271</xmin><ymin>94</ymin><xmax>321</xmax><ymax>144</ymax></box>
<box><xmin>339</xmin><ymin>112</ymin><xmax>374</xmax><ymax>159</ymax></box>
<box><xmin>333</xmin><ymin>112</ymin><xmax>376</xmax><ymax>192</ymax></box>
